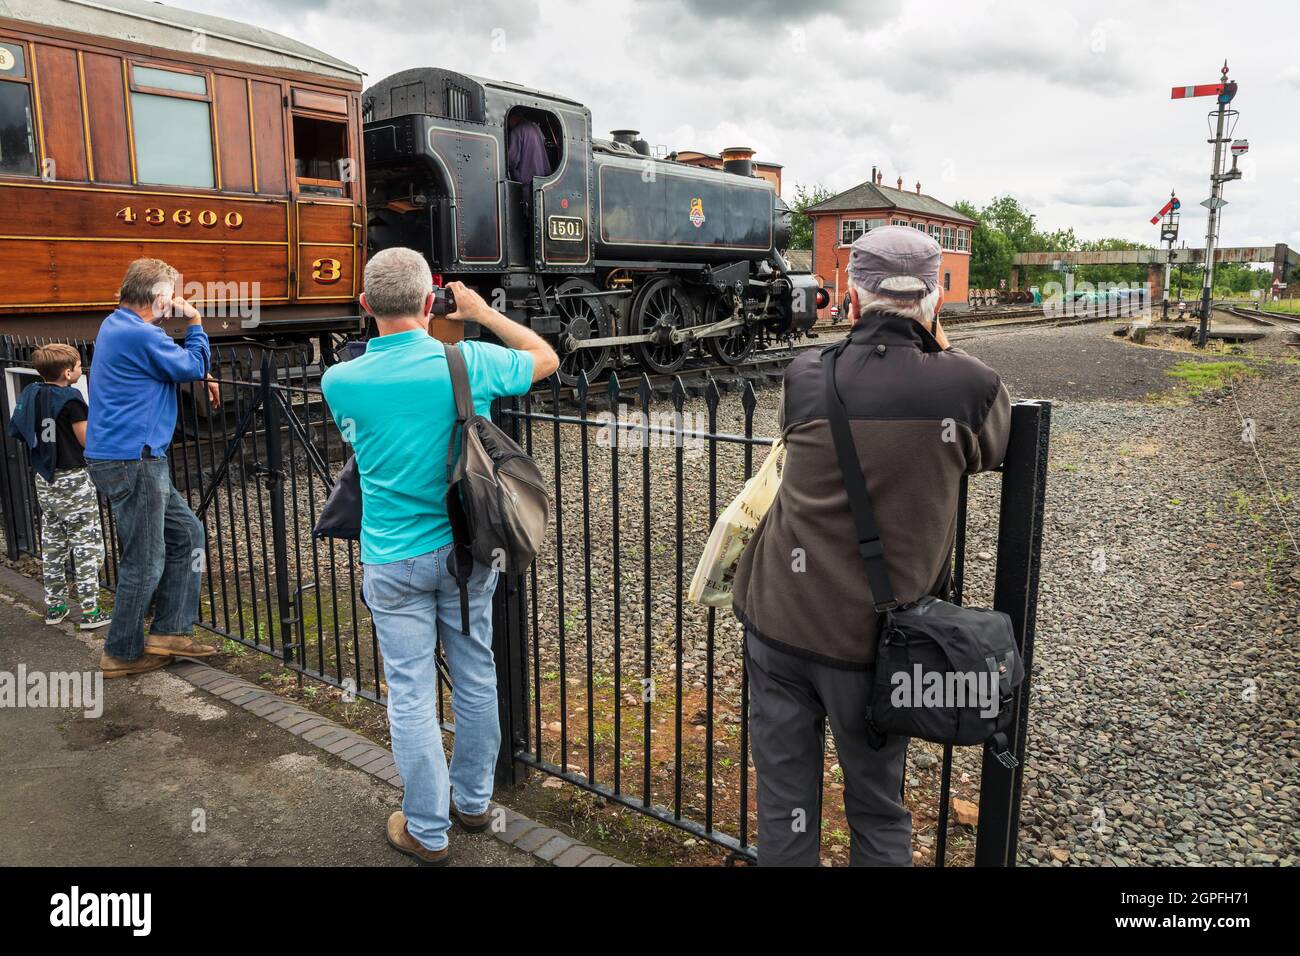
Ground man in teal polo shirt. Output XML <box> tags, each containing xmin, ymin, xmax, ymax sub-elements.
<box><xmin>321</xmin><ymin>248</ymin><xmax>556</xmax><ymax>865</ymax></box>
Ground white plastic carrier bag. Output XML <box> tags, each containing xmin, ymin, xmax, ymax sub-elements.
<box><xmin>687</xmin><ymin>438</ymin><xmax>785</xmax><ymax>607</ymax></box>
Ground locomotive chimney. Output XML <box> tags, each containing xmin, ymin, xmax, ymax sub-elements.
<box><xmin>721</xmin><ymin>145</ymin><xmax>755</xmax><ymax>177</ymax></box>
<box><xmin>611</xmin><ymin>129</ymin><xmax>650</xmax><ymax>156</ymax></box>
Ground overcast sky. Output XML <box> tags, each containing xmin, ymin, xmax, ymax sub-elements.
<box><xmin>172</xmin><ymin>0</ymin><xmax>1299</xmax><ymax>251</ymax></box>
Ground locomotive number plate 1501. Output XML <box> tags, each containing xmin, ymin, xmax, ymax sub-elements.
<box><xmin>547</xmin><ymin>215</ymin><xmax>585</xmax><ymax>242</ymax></box>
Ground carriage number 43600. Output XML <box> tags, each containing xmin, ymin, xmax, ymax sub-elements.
<box><xmin>115</xmin><ymin>206</ymin><xmax>245</xmax><ymax>228</ymax></box>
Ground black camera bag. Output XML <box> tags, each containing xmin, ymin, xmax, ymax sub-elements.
<box><xmin>822</xmin><ymin>340</ymin><xmax>1023</xmax><ymax>766</ymax></box>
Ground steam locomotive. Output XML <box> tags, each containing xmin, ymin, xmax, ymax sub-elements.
<box><xmin>363</xmin><ymin>68</ymin><xmax>823</xmax><ymax>383</ymax></box>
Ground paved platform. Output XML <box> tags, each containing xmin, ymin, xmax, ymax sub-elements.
<box><xmin>0</xmin><ymin>566</ymin><xmax>619</xmax><ymax>868</ymax></box>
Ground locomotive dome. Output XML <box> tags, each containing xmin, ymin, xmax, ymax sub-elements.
<box><xmin>0</xmin><ymin>0</ymin><xmax>362</xmax><ymax>81</ymax></box>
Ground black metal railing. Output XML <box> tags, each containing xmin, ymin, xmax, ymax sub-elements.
<box><xmin>0</xmin><ymin>333</ymin><xmax>1050</xmax><ymax>867</ymax></box>
<box><xmin>493</xmin><ymin>370</ymin><xmax>1051</xmax><ymax>866</ymax></box>
<box><xmin>0</xmin><ymin>337</ymin><xmax>449</xmax><ymax>713</ymax></box>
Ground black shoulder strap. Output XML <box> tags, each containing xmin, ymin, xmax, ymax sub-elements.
<box><xmin>443</xmin><ymin>342</ymin><xmax>475</xmax><ymax>424</ymax></box>
<box><xmin>442</xmin><ymin>342</ymin><xmax>476</xmax><ymax>635</ymax></box>
<box><xmin>444</xmin><ymin>343</ymin><xmax>475</xmax><ymax>487</ymax></box>
<box><xmin>822</xmin><ymin>342</ymin><xmax>897</xmax><ymax>612</ymax></box>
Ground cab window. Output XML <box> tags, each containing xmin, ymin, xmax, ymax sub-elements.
<box><xmin>505</xmin><ymin>106</ymin><xmax>562</xmax><ymax>184</ymax></box>
<box><xmin>0</xmin><ymin>40</ymin><xmax>38</xmax><ymax>177</ymax></box>
<box><xmin>129</xmin><ymin>64</ymin><xmax>214</xmax><ymax>188</ymax></box>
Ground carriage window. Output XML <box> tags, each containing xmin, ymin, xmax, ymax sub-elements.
<box><xmin>129</xmin><ymin>65</ymin><xmax>214</xmax><ymax>188</ymax></box>
<box><xmin>133</xmin><ymin>66</ymin><xmax>206</xmax><ymax>95</ymax></box>
<box><xmin>0</xmin><ymin>81</ymin><xmax>36</xmax><ymax>176</ymax></box>
<box><xmin>293</xmin><ymin>115</ymin><xmax>348</xmax><ymax>197</ymax></box>
<box><xmin>0</xmin><ymin>41</ymin><xmax>27</xmax><ymax>77</ymax></box>
<box><xmin>0</xmin><ymin>41</ymin><xmax>36</xmax><ymax>176</ymax></box>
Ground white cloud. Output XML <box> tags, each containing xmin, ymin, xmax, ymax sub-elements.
<box><xmin>167</xmin><ymin>0</ymin><xmax>1299</xmax><ymax>249</ymax></box>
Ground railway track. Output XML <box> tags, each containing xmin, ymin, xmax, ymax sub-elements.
<box><xmin>1222</xmin><ymin>305</ymin><xmax>1300</xmax><ymax>334</ymax></box>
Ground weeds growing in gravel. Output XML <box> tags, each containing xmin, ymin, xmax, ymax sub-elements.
<box><xmin>1165</xmin><ymin>360</ymin><xmax>1257</xmax><ymax>394</ymax></box>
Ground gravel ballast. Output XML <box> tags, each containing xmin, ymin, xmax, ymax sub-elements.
<box><xmin>961</xmin><ymin>324</ymin><xmax>1299</xmax><ymax>866</ymax></box>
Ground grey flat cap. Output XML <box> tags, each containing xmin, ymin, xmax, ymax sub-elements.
<box><xmin>847</xmin><ymin>225</ymin><xmax>941</xmax><ymax>300</ymax></box>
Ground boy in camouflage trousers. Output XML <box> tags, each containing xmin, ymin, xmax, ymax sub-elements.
<box><xmin>13</xmin><ymin>344</ymin><xmax>110</xmax><ymax>628</ymax></box>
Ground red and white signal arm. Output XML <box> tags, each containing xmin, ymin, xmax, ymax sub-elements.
<box><xmin>1171</xmin><ymin>82</ymin><xmax>1224</xmax><ymax>99</ymax></box>
<box><xmin>1150</xmin><ymin>196</ymin><xmax>1180</xmax><ymax>225</ymax></box>
<box><xmin>1231</xmin><ymin>139</ymin><xmax>1249</xmax><ymax>154</ymax></box>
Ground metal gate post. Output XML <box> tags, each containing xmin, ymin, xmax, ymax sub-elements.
<box><xmin>492</xmin><ymin>396</ymin><xmax>531</xmax><ymax>788</ymax></box>
<box><xmin>0</xmin><ymin>342</ymin><xmax>37</xmax><ymax>559</ymax></box>
<box><xmin>975</xmin><ymin>400</ymin><xmax>1051</xmax><ymax>866</ymax></box>
<box><xmin>260</xmin><ymin>357</ymin><xmax>296</xmax><ymax>666</ymax></box>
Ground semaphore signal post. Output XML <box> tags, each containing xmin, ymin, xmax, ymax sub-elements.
<box><xmin>1171</xmin><ymin>61</ymin><xmax>1247</xmax><ymax>347</ymax></box>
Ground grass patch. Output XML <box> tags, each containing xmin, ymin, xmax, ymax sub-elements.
<box><xmin>1164</xmin><ymin>360</ymin><xmax>1256</xmax><ymax>395</ymax></box>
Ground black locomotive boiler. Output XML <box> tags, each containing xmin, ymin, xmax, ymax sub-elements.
<box><xmin>362</xmin><ymin>67</ymin><xmax>823</xmax><ymax>383</ymax></box>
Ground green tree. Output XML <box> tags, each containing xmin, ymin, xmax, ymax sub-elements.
<box><xmin>981</xmin><ymin>195</ymin><xmax>1039</xmax><ymax>250</ymax></box>
<box><xmin>955</xmin><ymin>199</ymin><xmax>1014</xmax><ymax>289</ymax></box>
<box><xmin>786</xmin><ymin>183</ymin><xmax>834</xmax><ymax>250</ymax></box>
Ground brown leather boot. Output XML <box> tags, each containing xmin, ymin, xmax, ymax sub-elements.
<box><xmin>451</xmin><ymin>801</ymin><xmax>493</xmax><ymax>833</ymax></box>
<box><xmin>100</xmin><ymin>651</ymin><xmax>169</xmax><ymax>679</ymax></box>
<box><xmin>385</xmin><ymin>811</ymin><xmax>450</xmax><ymax>866</ymax></box>
<box><xmin>144</xmin><ymin>634</ymin><xmax>217</xmax><ymax>658</ymax></box>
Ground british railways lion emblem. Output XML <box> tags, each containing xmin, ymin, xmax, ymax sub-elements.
<box><xmin>689</xmin><ymin>197</ymin><xmax>705</xmax><ymax>228</ymax></box>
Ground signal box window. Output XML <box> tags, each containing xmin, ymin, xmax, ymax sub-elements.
<box><xmin>293</xmin><ymin>115</ymin><xmax>348</xmax><ymax>197</ymax></box>
<box><xmin>0</xmin><ymin>41</ymin><xmax>37</xmax><ymax>176</ymax></box>
<box><xmin>129</xmin><ymin>64</ymin><xmax>214</xmax><ymax>188</ymax></box>
<box><xmin>840</xmin><ymin>218</ymin><xmax>865</xmax><ymax>245</ymax></box>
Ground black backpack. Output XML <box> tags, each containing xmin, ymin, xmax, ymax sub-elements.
<box><xmin>314</xmin><ymin>345</ymin><xmax>549</xmax><ymax>633</ymax></box>
<box><xmin>822</xmin><ymin>340</ymin><xmax>1024</xmax><ymax>766</ymax></box>
<box><xmin>442</xmin><ymin>345</ymin><xmax>549</xmax><ymax>631</ymax></box>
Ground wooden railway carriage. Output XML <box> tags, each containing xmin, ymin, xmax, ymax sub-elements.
<box><xmin>0</xmin><ymin>0</ymin><xmax>365</xmax><ymax>342</ymax></box>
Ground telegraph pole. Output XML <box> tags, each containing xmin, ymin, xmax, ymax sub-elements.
<box><xmin>1172</xmin><ymin>61</ymin><xmax>1242</xmax><ymax>347</ymax></box>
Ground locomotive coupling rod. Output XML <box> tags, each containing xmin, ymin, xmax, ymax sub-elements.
<box><xmin>669</xmin><ymin>315</ymin><xmax>744</xmax><ymax>344</ymax></box>
<box><xmin>561</xmin><ymin>315</ymin><xmax>748</xmax><ymax>350</ymax></box>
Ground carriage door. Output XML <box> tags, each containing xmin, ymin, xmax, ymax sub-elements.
<box><xmin>289</xmin><ymin>88</ymin><xmax>362</xmax><ymax>302</ymax></box>
<box><xmin>528</xmin><ymin>107</ymin><xmax>590</xmax><ymax>271</ymax></box>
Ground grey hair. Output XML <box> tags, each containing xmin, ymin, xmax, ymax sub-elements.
<box><xmin>363</xmin><ymin>247</ymin><xmax>433</xmax><ymax>319</ymax></box>
<box><xmin>118</xmin><ymin>258</ymin><xmax>179</xmax><ymax>307</ymax></box>
<box><xmin>851</xmin><ymin>281</ymin><xmax>942</xmax><ymax>323</ymax></box>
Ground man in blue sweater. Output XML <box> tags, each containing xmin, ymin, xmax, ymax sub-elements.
<box><xmin>85</xmin><ymin>258</ymin><xmax>220</xmax><ymax>678</ymax></box>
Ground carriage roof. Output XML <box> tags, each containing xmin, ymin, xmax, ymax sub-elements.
<box><xmin>0</xmin><ymin>0</ymin><xmax>362</xmax><ymax>83</ymax></box>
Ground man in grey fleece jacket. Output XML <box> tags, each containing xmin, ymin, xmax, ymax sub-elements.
<box><xmin>732</xmin><ymin>226</ymin><xmax>1010</xmax><ymax>866</ymax></box>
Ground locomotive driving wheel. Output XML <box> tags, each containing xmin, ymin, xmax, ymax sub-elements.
<box><xmin>704</xmin><ymin>291</ymin><xmax>756</xmax><ymax>366</ymax></box>
<box><xmin>552</xmin><ymin>277</ymin><xmax>611</xmax><ymax>387</ymax></box>
<box><xmin>632</xmin><ymin>277</ymin><xmax>692</xmax><ymax>374</ymax></box>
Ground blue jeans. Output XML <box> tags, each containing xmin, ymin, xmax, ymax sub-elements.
<box><xmin>86</xmin><ymin>456</ymin><xmax>204</xmax><ymax>661</ymax></box>
<box><xmin>363</xmin><ymin>544</ymin><xmax>501</xmax><ymax>852</ymax></box>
